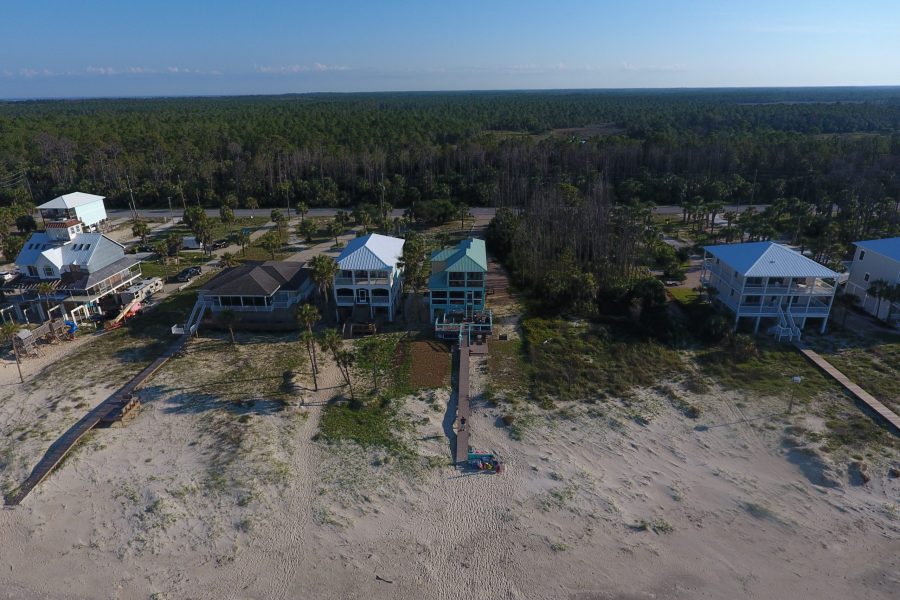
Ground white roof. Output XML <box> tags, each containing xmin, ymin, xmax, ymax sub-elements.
<box><xmin>16</xmin><ymin>232</ymin><xmax>123</xmax><ymax>271</ymax></box>
<box><xmin>37</xmin><ymin>192</ymin><xmax>105</xmax><ymax>210</ymax></box>
<box><xmin>336</xmin><ymin>233</ymin><xmax>405</xmax><ymax>271</ymax></box>
<box><xmin>705</xmin><ymin>241</ymin><xmax>838</xmax><ymax>278</ymax></box>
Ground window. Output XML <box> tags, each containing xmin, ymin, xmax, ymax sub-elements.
<box><xmin>43</xmin><ymin>266</ymin><xmax>54</xmax><ymax>277</ymax></box>
<box><xmin>863</xmin><ymin>272</ymin><xmax>870</xmax><ymax>282</ymax></box>
<box><xmin>82</xmin><ymin>244</ymin><xmax>90</xmax><ymax>251</ymax></box>
<box><xmin>859</xmin><ymin>250</ymin><xmax>866</xmax><ymax>261</ymax></box>
<box><xmin>27</xmin><ymin>266</ymin><xmax>38</xmax><ymax>277</ymax></box>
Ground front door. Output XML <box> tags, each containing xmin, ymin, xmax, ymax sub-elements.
<box><xmin>356</xmin><ymin>288</ymin><xmax>369</xmax><ymax>304</ymax></box>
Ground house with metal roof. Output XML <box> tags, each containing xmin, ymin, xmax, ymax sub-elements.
<box><xmin>428</xmin><ymin>238</ymin><xmax>492</xmax><ymax>339</ymax></box>
<box><xmin>333</xmin><ymin>233</ymin><xmax>405</xmax><ymax>322</ymax></box>
<box><xmin>185</xmin><ymin>261</ymin><xmax>313</xmax><ymax>331</ymax></box>
<box><xmin>701</xmin><ymin>241</ymin><xmax>839</xmax><ymax>340</ymax></box>
<box><xmin>36</xmin><ymin>192</ymin><xmax>108</xmax><ymax>231</ymax></box>
<box><xmin>2</xmin><ymin>218</ymin><xmax>140</xmax><ymax>323</ymax></box>
<box><xmin>846</xmin><ymin>237</ymin><xmax>900</xmax><ymax>322</ymax></box>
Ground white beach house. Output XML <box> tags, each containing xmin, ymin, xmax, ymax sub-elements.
<box><xmin>36</xmin><ymin>192</ymin><xmax>108</xmax><ymax>232</ymax></box>
<box><xmin>333</xmin><ymin>233</ymin><xmax>405</xmax><ymax>322</ymax></box>
<box><xmin>701</xmin><ymin>241</ymin><xmax>839</xmax><ymax>340</ymax></box>
<box><xmin>846</xmin><ymin>237</ymin><xmax>900</xmax><ymax>322</ymax></box>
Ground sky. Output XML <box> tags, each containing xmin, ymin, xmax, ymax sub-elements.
<box><xmin>1</xmin><ymin>0</ymin><xmax>898</xmax><ymax>98</ymax></box>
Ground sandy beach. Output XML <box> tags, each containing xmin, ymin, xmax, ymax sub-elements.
<box><xmin>1</xmin><ymin>327</ymin><xmax>898</xmax><ymax>600</ymax></box>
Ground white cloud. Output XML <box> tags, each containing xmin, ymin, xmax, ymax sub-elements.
<box><xmin>87</xmin><ymin>66</ymin><xmax>117</xmax><ymax>75</ymax></box>
<box><xmin>257</xmin><ymin>63</ymin><xmax>350</xmax><ymax>74</ymax></box>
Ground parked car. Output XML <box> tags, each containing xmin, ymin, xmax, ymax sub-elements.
<box><xmin>0</xmin><ymin>270</ymin><xmax>18</xmax><ymax>282</ymax></box>
<box><xmin>175</xmin><ymin>266</ymin><xmax>202</xmax><ymax>282</ymax></box>
<box><xmin>211</xmin><ymin>239</ymin><xmax>229</xmax><ymax>250</ymax></box>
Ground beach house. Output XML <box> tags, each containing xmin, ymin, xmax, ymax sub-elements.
<box><xmin>36</xmin><ymin>192</ymin><xmax>108</xmax><ymax>232</ymax></box>
<box><xmin>701</xmin><ymin>241</ymin><xmax>839</xmax><ymax>340</ymax></box>
<box><xmin>333</xmin><ymin>233</ymin><xmax>405</xmax><ymax>322</ymax></box>
<box><xmin>3</xmin><ymin>215</ymin><xmax>140</xmax><ymax>323</ymax></box>
<box><xmin>428</xmin><ymin>238</ymin><xmax>493</xmax><ymax>340</ymax></box>
<box><xmin>846</xmin><ymin>237</ymin><xmax>900</xmax><ymax>322</ymax></box>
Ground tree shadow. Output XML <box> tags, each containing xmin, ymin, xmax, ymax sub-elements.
<box><xmin>140</xmin><ymin>383</ymin><xmax>287</xmax><ymax>416</ymax></box>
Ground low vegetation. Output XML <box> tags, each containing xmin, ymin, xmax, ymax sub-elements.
<box><xmin>522</xmin><ymin>318</ymin><xmax>683</xmax><ymax>406</ymax></box>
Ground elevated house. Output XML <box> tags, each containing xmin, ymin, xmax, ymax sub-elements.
<box><xmin>428</xmin><ymin>238</ymin><xmax>492</xmax><ymax>339</ymax></box>
<box><xmin>846</xmin><ymin>237</ymin><xmax>900</xmax><ymax>322</ymax></box>
<box><xmin>179</xmin><ymin>261</ymin><xmax>314</xmax><ymax>333</ymax></box>
<box><xmin>701</xmin><ymin>241</ymin><xmax>839</xmax><ymax>341</ymax></box>
<box><xmin>333</xmin><ymin>233</ymin><xmax>405</xmax><ymax>323</ymax></box>
<box><xmin>2</xmin><ymin>205</ymin><xmax>140</xmax><ymax>323</ymax></box>
<box><xmin>36</xmin><ymin>192</ymin><xmax>108</xmax><ymax>232</ymax></box>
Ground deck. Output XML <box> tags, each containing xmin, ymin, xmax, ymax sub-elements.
<box><xmin>796</xmin><ymin>343</ymin><xmax>900</xmax><ymax>434</ymax></box>
<box><xmin>4</xmin><ymin>334</ymin><xmax>190</xmax><ymax>506</ymax></box>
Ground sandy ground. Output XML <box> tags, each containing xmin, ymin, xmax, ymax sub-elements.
<box><xmin>0</xmin><ymin>324</ymin><xmax>898</xmax><ymax>600</ymax></box>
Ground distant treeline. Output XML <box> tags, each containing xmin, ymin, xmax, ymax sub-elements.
<box><xmin>0</xmin><ymin>89</ymin><xmax>899</xmax><ymax>216</ymax></box>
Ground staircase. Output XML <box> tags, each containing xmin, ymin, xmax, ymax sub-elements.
<box><xmin>768</xmin><ymin>305</ymin><xmax>801</xmax><ymax>342</ymax></box>
<box><xmin>172</xmin><ymin>298</ymin><xmax>208</xmax><ymax>336</ymax></box>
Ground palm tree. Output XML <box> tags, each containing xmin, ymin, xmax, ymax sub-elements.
<box><xmin>298</xmin><ymin>219</ymin><xmax>317</xmax><ymax>243</ymax></box>
<box><xmin>35</xmin><ymin>281</ymin><xmax>56</xmax><ymax>322</ymax></box>
<box><xmin>867</xmin><ymin>279</ymin><xmax>891</xmax><ymax>319</ymax></box>
<box><xmin>233</xmin><ymin>229</ymin><xmax>250</xmax><ymax>256</ymax></box>
<box><xmin>153</xmin><ymin>240</ymin><xmax>170</xmax><ymax>281</ymax></box>
<box><xmin>259</xmin><ymin>231</ymin><xmax>281</xmax><ymax>259</ymax></box>
<box><xmin>319</xmin><ymin>329</ymin><xmax>354</xmax><ymax>399</ymax></box>
<box><xmin>885</xmin><ymin>284</ymin><xmax>900</xmax><ymax>323</ymax></box>
<box><xmin>217</xmin><ymin>309</ymin><xmax>238</xmax><ymax>345</ymax></box>
<box><xmin>297</xmin><ymin>303</ymin><xmax>321</xmax><ymax>390</ymax></box>
<box><xmin>220</xmin><ymin>252</ymin><xmax>239</xmax><ymax>268</ymax></box>
<box><xmin>296</xmin><ymin>202</ymin><xmax>309</xmax><ymax>222</ymax></box>
<box><xmin>309</xmin><ymin>254</ymin><xmax>339</xmax><ymax>314</ymax></box>
<box><xmin>244</xmin><ymin>196</ymin><xmax>259</xmax><ymax>211</ymax></box>
<box><xmin>0</xmin><ymin>321</ymin><xmax>23</xmax><ymax>383</ymax></box>
<box><xmin>328</xmin><ymin>219</ymin><xmax>344</xmax><ymax>246</ymax></box>
<box><xmin>358</xmin><ymin>211</ymin><xmax>373</xmax><ymax>235</ymax></box>
<box><xmin>131</xmin><ymin>220</ymin><xmax>151</xmax><ymax>244</ymax></box>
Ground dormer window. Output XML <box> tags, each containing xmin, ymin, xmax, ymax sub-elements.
<box><xmin>83</xmin><ymin>244</ymin><xmax>91</xmax><ymax>251</ymax></box>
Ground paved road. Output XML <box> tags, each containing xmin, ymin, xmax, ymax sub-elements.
<box><xmin>110</xmin><ymin>204</ymin><xmax>767</xmax><ymax>221</ymax></box>
<box><xmin>107</xmin><ymin>207</ymin><xmax>500</xmax><ymax>221</ymax></box>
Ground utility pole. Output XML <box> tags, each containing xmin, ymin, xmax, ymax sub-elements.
<box><xmin>177</xmin><ymin>175</ymin><xmax>187</xmax><ymax>211</ymax></box>
<box><xmin>126</xmin><ymin>174</ymin><xmax>138</xmax><ymax>221</ymax></box>
<box><xmin>167</xmin><ymin>196</ymin><xmax>173</xmax><ymax>222</ymax></box>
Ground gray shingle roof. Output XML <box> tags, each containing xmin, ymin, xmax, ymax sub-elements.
<box><xmin>202</xmin><ymin>261</ymin><xmax>310</xmax><ymax>296</ymax></box>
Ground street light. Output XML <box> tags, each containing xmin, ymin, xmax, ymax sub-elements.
<box><xmin>787</xmin><ymin>375</ymin><xmax>802</xmax><ymax>414</ymax></box>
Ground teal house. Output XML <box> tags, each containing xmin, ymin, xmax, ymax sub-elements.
<box><xmin>429</xmin><ymin>238</ymin><xmax>492</xmax><ymax>338</ymax></box>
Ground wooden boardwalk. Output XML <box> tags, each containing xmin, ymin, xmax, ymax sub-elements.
<box><xmin>796</xmin><ymin>343</ymin><xmax>900</xmax><ymax>434</ymax></box>
<box><xmin>4</xmin><ymin>334</ymin><xmax>190</xmax><ymax>506</ymax></box>
<box><xmin>454</xmin><ymin>343</ymin><xmax>471</xmax><ymax>464</ymax></box>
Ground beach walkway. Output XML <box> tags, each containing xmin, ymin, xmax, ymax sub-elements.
<box><xmin>5</xmin><ymin>334</ymin><xmax>190</xmax><ymax>506</ymax></box>
<box><xmin>453</xmin><ymin>335</ymin><xmax>488</xmax><ymax>464</ymax></box>
<box><xmin>795</xmin><ymin>343</ymin><xmax>900</xmax><ymax>434</ymax></box>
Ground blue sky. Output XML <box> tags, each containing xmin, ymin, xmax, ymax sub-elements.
<box><xmin>1</xmin><ymin>0</ymin><xmax>898</xmax><ymax>98</ymax></box>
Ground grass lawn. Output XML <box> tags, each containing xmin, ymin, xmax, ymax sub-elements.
<box><xmin>139</xmin><ymin>253</ymin><xmax>209</xmax><ymax>280</ymax></box>
<box><xmin>668</xmin><ymin>286</ymin><xmax>699</xmax><ymax>304</ymax></box>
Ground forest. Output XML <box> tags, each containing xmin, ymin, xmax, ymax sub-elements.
<box><xmin>1</xmin><ymin>88</ymin><xmax>899</xmax><ymax>315</ymax></box>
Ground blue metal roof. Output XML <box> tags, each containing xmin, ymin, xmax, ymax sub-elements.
<box><xmin>336</xmin><ymin>233</ymin><xmax>405</xmax><ymax>271</ymax></box>
<box><xmin>705</xmin><ymin>241</ymin><xmax>838</xmax><ymax>278</ymax></box>
<box><xmin>854</xmin><ymin>237</ymin><xmax>900</xmax><ymax>263</ymax></box>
